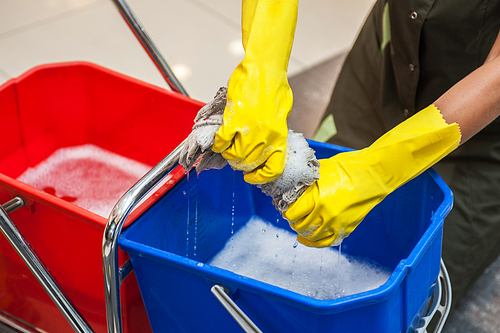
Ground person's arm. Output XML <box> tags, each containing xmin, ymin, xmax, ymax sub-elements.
<box><xmin>435</xmin><ymin>30</ymin><xmax>500</xmax><ymax>143</ymax></box>
<box><xmin>284</xmin><ymin>29</ymin><xmax>500</xmax><ymax>248</ymax></box>
<box><xmin>211</xmin><ymin>0</ymin><xmax>299</xmax><ymax>185</ymax></box>
<box><xmin>486</xmin><ymin>30</ymin><xmax>500</xmax><ymax>63</ymax></box>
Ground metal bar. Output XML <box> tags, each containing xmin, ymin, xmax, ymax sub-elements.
<box><xmin>103</xmin><ymin>140</ymin><xmax>186</xmax><ymax>333</ymax></box>
<box><xmin>433</xmin><ymin>259</ymin><xmax>452</xmax><ymax>333</ymax></box>
<box><xmin>211</xmin><ymin>285</ymin><xmax>263</xmax><ymax>333</ymax></box>
<box><xmin>111</xmin><ymin>0</ymin><xmax>189</xmax><ymax>96</ymax></box>
<box><xmin>105</xmin><ymin>4</ymin><xmax>192</xmax><ymax>331</ymax></box>
<box><xmin>0</xmin><ymin>308</ymin><xmax>44</xmax><ymax>333</ymax></box>
<box><xmin>118</xmin><ymin>260</ymin><xmax>133</xmax><ymax>283</ymax></box>
<box><xmin>3</xmin><ymin>197</ymin><xmax>24</xmax><ymax>214</ymax></box>
<box><xmin>0</xmin><ymin>198</ymin><xmax>94</xmax><ymax>333</ymax></box>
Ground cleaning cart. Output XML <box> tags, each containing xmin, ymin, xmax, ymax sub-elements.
<box><xmin>0</xmin><ymin>1</ymin><xmax>451</xmax><ymax>332</ymax></box>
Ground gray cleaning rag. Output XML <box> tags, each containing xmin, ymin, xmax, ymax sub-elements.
<box><xmin>179</xmin><ymin>87</ymin><xmax>320</xmax><ymax>213</ymax></box>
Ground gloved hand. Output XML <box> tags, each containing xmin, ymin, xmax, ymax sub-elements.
<box><xmin>284</xmin><ymin>105</ymin><xmax>462</xmax><ymax>247</ymax></box>
<box><xmin>212</xmin><ymin>0</ymin><xmax>298</xmax><ymax>185</ymax></box>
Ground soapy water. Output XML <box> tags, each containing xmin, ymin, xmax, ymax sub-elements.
<box><xmin>194</xmin><ymin>174</ymin><xmax>199</xmax><ymax>257</ymax></box>
<box><xmin>209</xmin><ymin>217</ymin><xmax>391</xmax><ymax>300</ymax></box>
<box><xmin>186</xmin><ymin>173</ymin><xmax>203</xmax><ymax>258</ymax></box>
<box><xmin>17</xmin><ymin>144</ymin><xmax>152</xmax><ymax>218</ymax></box>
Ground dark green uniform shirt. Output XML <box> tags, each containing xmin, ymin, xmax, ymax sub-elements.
<box><xmin>318</xmin><ymin>0</ymin><xmax>500</xmax><ymax>307</ymax></box>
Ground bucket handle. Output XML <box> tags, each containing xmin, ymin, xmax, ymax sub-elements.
<box><xmin>0</xmin><ymin>198</ymin><xmax>94</xmax><ymax>333</ymax></box>
<box><xmin>211</xmin><ymin>285</ymin><xmax>263</xmax><ymax>333</ymax></box>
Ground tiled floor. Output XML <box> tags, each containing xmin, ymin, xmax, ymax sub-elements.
<box><xmin>0</xmin><ymin>0</ymin><xmax>374</xmax><ymax>103</ymax></box>
<box><xmin>443</xmin><ymin>254</ymin><xmax>500</xmax><ymax>333</ymax></box>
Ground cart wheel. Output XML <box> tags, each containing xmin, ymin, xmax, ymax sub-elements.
<box><xmin>414</xmin><ymin>259</ymin><xmax>452</xmax><ymax>333</ymax></box>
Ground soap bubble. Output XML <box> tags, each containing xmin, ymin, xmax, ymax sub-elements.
<box><xmin>18</xmin><ymin>144</ymin><xmax>151</xmax><ymax>218</ymax></box>
<box><xmin>209</xmin><ymin>217</ymin><xmax>391</xmax><ymax>300</ymax></box>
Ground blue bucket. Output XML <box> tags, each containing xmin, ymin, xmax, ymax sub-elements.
<box><xmin>119</xmin><ymin>141</ymin><xmax>453</xmax><ymax>333</ymax></box>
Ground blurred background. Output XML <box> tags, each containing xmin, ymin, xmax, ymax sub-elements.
<box><xmin>0</xmin><ymin>0</ymin><xmax>374</xmax><ymax>138</ymax></box>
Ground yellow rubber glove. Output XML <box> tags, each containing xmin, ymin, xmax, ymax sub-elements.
<box><xmin>284</xmin><ymin>105</ymin><xmax>462</xmax><ymax>247</ymax></box>
<box><xmin>212</xmin><ymin>0</ymin><xmax>298</xmax><ymax>184</ymax></box>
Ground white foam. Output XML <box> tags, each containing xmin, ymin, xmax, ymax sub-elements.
<box><xmin>279</xmin><ymin>131</ymin><xmax>318</xmax><ymax>191</ymax></box>
<box><xmin>209</xmin><ymin>217</ymin><xmax>391</xmax><ymax>300</ymax></box>
<box><xmin>18</xmin><ymin>144</ymin><xmax>152</xmax><ymax>218</ymax></box>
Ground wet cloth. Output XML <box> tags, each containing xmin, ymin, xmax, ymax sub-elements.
<box><xmin>179</xmin><ymin>87</ymin><xmax>320</xmax><ymax>213</ymax></box>
<box><xmin>316</xmin><ymin>0</ymin><xmax>500</xmax><ymax>307</ymax></box>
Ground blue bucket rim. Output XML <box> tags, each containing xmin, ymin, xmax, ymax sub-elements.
<box><xmin>119</xmin><ymin>140</ymin><xmax>453</xmax><ymax>315</ymax></box>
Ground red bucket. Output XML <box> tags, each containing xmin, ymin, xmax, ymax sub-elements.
<box><xmin>0</xmin><ymin>62</ymin><xmax>201</xmax><ymax>332</ymax></box>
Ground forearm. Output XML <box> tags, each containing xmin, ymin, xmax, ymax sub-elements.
<box><xmin>435</xmin><ymin>30</ymin><xmax>500</xmax><ymax>143</ymax></box>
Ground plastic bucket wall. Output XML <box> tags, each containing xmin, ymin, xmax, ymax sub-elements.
<box><xmin>0</xmin><ymin>62</ymin><xmax>202</xmax><ymax>333</ymax></box>
<box><xmin>119</xmin><ymin>141</ymin><xmax>453</xmax><ymax>333</ymax></box>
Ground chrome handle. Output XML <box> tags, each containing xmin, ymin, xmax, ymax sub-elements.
<box><xmin>0</xmin><ymin>198</ymin><xmax>94</xmax><ymax>333</ymax></box>
<box><xmin>103</xmin><ymin>140</ymin><xmax>185</xmax><ymax>333</ymax></box>
<box><xmin>211</xmin><ymin>285</ymin><xmax>263</xmax><ymax>333</ymax></box>
<box><xmin>105</xmin><ymin>3</ymin><xmax>190</xmax><ymax>331</ymax></box>
<box><xmin>111</xmin><ymin>0</ymin><xmax>189</xmax><ymax>96</ymax></box>
<box><xmin>2</xmin><ymin>197</ymin><xmax>24</xmax><ymax>213</ymax></box>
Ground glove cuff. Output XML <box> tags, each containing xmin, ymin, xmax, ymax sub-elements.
<box><xmin>367</xmin><ymin>104</ymin><xmax>461</xmax><ymax>191</ymax></box>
